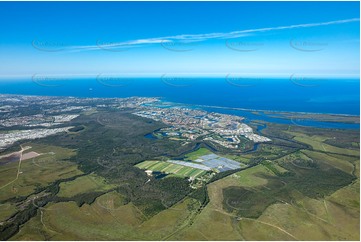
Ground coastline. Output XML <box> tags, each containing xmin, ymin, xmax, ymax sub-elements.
<box><xmin>0</xmin><ymin>93</ymin><xmax>359</xmax><ymax>130</ymax></box>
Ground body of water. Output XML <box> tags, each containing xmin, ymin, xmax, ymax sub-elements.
<box><xmin>0</xmin><ymin>77</ymin><xmax>359</xmax><ymax>129</ymax></box>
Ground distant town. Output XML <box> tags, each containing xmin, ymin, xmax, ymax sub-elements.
<box><xmin>0</xmin><ymin>94</ymin><xmax>270</xmax><ymax>151</ymax></box>
<box><xmin>134</xmin><ymin>105</ymin><xmax>271</xmax><ymax>149</ymax></box>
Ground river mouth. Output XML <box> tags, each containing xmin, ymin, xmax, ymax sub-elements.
<box><xmin>200</xmin><ymin>106</ymin><xmax>359</xmax><ymax>130</ymax></box>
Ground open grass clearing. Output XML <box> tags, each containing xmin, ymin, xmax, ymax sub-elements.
<box><xmin>0</xmin><ymin>144</ymin><xmax>81</xmax><ymax>201</ymax></box>
<box><xmin>57</xmin><ymin>173</ymin><xmax>117</xmax><ymax>198</ymax></box>
<box><xmin>286</xmin><ymin>131</ymin><xmax>359</xmax><ymax>157</ymax></box>
<box><xmin>301</xmin><ymin>149</ymin><xmax>355</xmax><ymax>175</ymax></box>
<box><xmin>184</xmin><ymin>148</ymin><xmax>212</xmax><ymax>161</ymax></box>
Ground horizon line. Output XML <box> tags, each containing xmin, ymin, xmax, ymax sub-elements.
<box><xmin>0</xmin><ymin>73</ymin><xmax>359</xmax><ymax>80</ymax></box>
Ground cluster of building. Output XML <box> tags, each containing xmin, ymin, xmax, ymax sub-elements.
<box><xmin>133</xmin><ymin>106</ymin><xmax>271</xmax><ymax>150</ymax></box>
<box><xmin>0</xmin><ymin>127</ymin><xmax>72</xmax><ymax>151</ymax></box>
<box><xmin>0</xmin><ymin>95</ymin><xmax>161</xmax><ymax>151</ymax></box>
<box><xmin>0</xmin><ymin>94</ymin><xmax>270</xmax><ymax>152</ymax></box>
<box><xmin>0</xmin><ymin>114</ymin><xmax>79</xmax><ymax>127</ymax></box>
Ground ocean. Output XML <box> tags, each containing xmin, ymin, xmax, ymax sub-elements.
<box><xmin>0</xmin><ymin>77</ymin><xmax>359</xmax><ymax>129</ymax></box>
<box><xmin>1</xmin><ymin>77</ymin><xmax>359</xmax><ymax>114</ymax></box>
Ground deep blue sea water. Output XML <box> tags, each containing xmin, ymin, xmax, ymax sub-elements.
<box><xmin>0</xmin><ymin>78</ymin><xmax>359</xmax><ymax>129</ymax></box>
<box><xmin>0</xmin><ymin>78</ymin><xmax>359</xmax><ymax>114</ymax></box>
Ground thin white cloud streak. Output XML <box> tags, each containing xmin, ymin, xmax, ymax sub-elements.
<box><xmin>55</xmin><ymin>18</ymin><xmax>360</xmax><ymax>52</ymax></box>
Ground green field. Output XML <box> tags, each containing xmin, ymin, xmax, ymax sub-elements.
<box><xmin>57</xmin><ymin>173</ymin><xmax>117</xmax><ymax>198</ymax></box>
<box><xmin>301</xmin><ymin>149</ymin><xmax>355</xmax><ymax>175</ymax></box>
<box><xmin>135</xmin><ymin>160</ymin><xmax>206</xmax><ymax>178</ymax></box>
<box><xmin>12</xmin><ymin>199</ymin><xmax>144</xmax><ymax>240</ymax></box>
<box><xmin>0</xmin><ymin>203</ymin><xmax>18</xmax><ymax>222</ymax></box>
<box><xmin>0</xmin><ymin>143</ymin><xmax>82</xmax><ymax>201</ymax></box>
<box><xmin>11</xmin><ymin>192</ymin><xmax>199</xmax><ymax>241</ymax></box>
<box><xmin>169</xmin><ymin>126</ymin><xmax>360</xmax><ymax>240</ymax></box>
<box><xmin>171</xmin><ymin>160</ymin><xmax>359</xmax><ymax>241</ymax></box>
<box><xmin>184</xmin><ymin>148</ymin><xmax>212</xmax><ymax>161</ymax></box>
<box><xmin>223</xmin><ymin>154</ymin><xmax>251</xmax><ymax>165</ymax></box>
<box><xmin>287</xmin><ymin>131</ymin><xmax>360</xmax><ymax>157</ymax></box>
<box><xmin>1</xmin><ymin>107</ymin><xmax>359</xmax><ymax>241</ymax></box>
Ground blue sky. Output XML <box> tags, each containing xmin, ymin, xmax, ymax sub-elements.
<box><xmin>0</xmin><ymin>1</ymin><xmax>359</xmax><ymax>78</ymax></box>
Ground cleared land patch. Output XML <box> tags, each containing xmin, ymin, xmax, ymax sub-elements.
<box><xmin>0</xmin><ymin>143</ymin><xmax>81</xmax><ymax>201</ymax></box>
<box><xmin>136</xmin><ymin>150</ymin><xmax>244</xmax><ymax>179</ymax></box>
<box><xmin>286</xmin><ymin>131</ymin><xmax>360</xmax><ymax>157</ymax></box>
<box><xmin>302</xmin><ymin>149</ymin><xmax>355</xmax><ymax>175</ymax></box>
<box><xmin>184</xmin><ymin>148</ymin><xmax>212</xmax><ymax>161</ymax></box>
<box><xmin>135</xmin><ymin>160</ymin><xmax>207</xmax><ymax>179</ymax></box>
<box><xmin>11</xmin><ymin>193</ymin><xmax>200</xmax><ymax>241</ymax></box>
<box><xmin>57</xmin><ymin>173</ymin><xmax>117</xmax><ymax>198</ymax></box>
